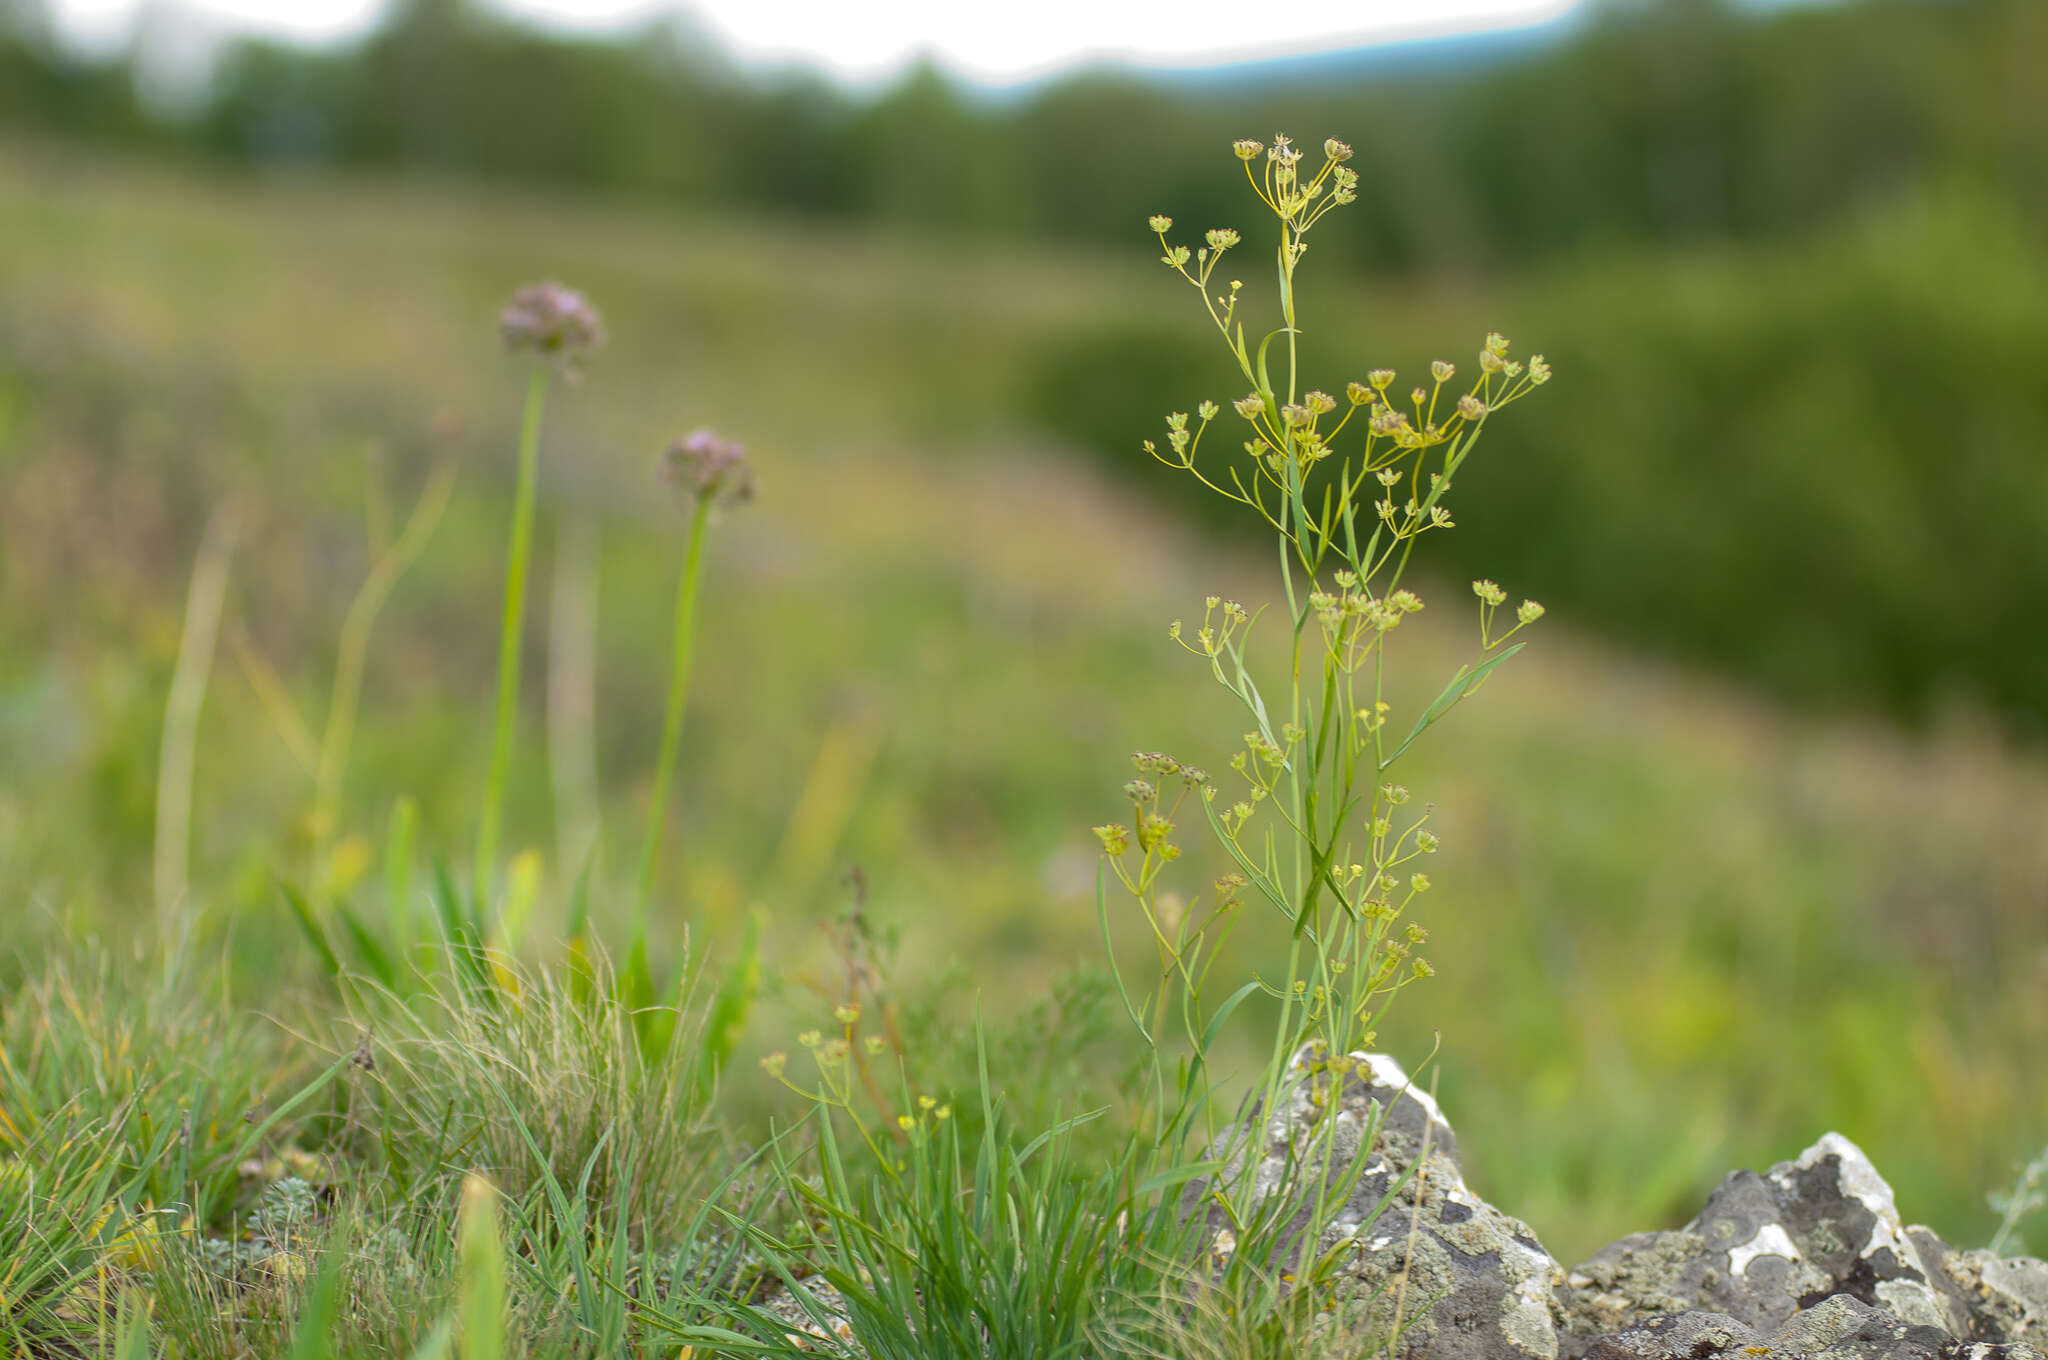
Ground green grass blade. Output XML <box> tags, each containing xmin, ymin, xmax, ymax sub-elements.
<box><xmin>456</xmin><ymin>1175</ymin><xmax>506</xmax><ymax>1360</ymax></box>
<box><xmin>280</xmin><ymin>880</ymin><xmax>343</xmax><ymax>979</ymax></box>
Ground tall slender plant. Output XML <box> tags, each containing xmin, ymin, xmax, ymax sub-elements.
<box><xmin>633</xmin><ymin>429</ymin><xmax>754</xmax><ymax>911</ymax></box>
<box><xmin>1098</xmin><ymin>131</ymin><xmax>1553</xmax><ymax>1289</ymax></box>
<box><xmin>477</xmin><ymin>283</ymin><xmax>603</xmax><ymax>905</ymax></box>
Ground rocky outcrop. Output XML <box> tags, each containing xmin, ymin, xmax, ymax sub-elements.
<box><xmin>1557</xmin><ymin>1129</ymin><xmax>2048</xmax><ymax>1354</ymax></box>
<box><xmin>1213</xmin><ymin>1049</ymin><xmax>2048</xmax><ymax>1360</ymax></box>
<box><xmin>1199</xmin><ymin>1046</ymin><xmax>1568</xmax><ymax>1360</ymax></box>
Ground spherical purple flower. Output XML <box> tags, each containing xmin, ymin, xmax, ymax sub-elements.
<box><xmin>663</xmin><ymin>429</ymin><xmax>754</xmax><ymax>508</ymax></box>
<box><xmin>499</xmin><ymin>282</ymin><xmax>604</xmax><ymax>373</ymax></box>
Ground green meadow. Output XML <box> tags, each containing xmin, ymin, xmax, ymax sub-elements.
<box><xmin>1</xmin><ymin>137</ymin><xmax>2043</xmax><ymax>1353</ymax></box>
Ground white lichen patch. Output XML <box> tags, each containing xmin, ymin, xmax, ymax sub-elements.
<box><xmin>1360</xmin><ymin>1052</ymin><xmax>1450</xmax><ymax>1131</ymax></box>
<box><xmin>1730</xmin><ymin>1223</ymin><xmax>1801</xmax><ymax>1276</ymax></box>
<box><xmin>1775</xmin><ymin>1133</ymin><xmax>1915</xmax><ymax>1264</ymax></box>
<box><xmin>1502</xmin><ymin>1241</ymin><xmax>1565</xmax><ymax>1359</ymax></box>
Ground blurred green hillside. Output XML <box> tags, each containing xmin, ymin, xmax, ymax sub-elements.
<box><xmin>2</xmin><ymin>140</ymin><xmax>2045</xmax><ymax>1267</ymax></box>
<box><xmin>7</xmin><ymin>0</ymin><xmax>2045</xmax><ymax>726</ymax></box>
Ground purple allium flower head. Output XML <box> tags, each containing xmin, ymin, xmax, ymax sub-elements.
<box><xmin>663</xmin><ymin>429</ymin><xmax>754</xmax><ymax>508</ymax></box>
<box><xmin>500</xmin><ymin>282</ymin><xmax>604</xmax><ymax>374</ymax></box>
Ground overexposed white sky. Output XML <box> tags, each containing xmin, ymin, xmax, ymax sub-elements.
<box><xmin>48</xmin><ymin>0</ymin><xmax>1583</xmax><ymax>85</ymax></box>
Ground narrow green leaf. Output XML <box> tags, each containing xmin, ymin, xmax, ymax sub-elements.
<box><xmin>1200</xmin><ymin>979</ymin><xmax>1264</xmax><ymax>1055</ymax></box>
<box><xmin>334</xmin><ymin>902</ymin><xmax>397</xmax><ymax>988</ymax></box>
<box><xmin>1380</xmin><ymin>643</ymin><xmax>1525</xmax><ymax>771</ymax></box>
<box><xmin>385</xmin><ymin>795</ymin><xmax>417</xmax><ymax>946</ymax></box>
<box><xmin>1135</xmin><ymin>1159</ymin><xmax>1228</xmax><ymax>1196</ymax></box>
<box><xmin>1095</xmin><ymin>863</ymin><xmax>1153</xmax><ymax>1046</ymax></box>
<box><xmin>699</xmin><ymin>907</ymin><xmax>764</xmax><ymax>1095</ymax></box>
<box><xmin>280</xmin><ymin>880</ymin><xmax>342</xmax><ymax>979</ymax></box>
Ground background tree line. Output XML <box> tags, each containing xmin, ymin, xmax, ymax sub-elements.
<box><xmin>3</xmin><ymin>0</ymin><xmax>2042</xmax><ymax>271</ymax></box>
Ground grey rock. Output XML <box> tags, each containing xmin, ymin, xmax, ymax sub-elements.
<box><xmin>1764</xmin><ymin>1293</ymin><xmax>1968</xmax><ymax>1360</ymax></box>
<box><xmin>759</xmin><ymin>1275</ymin><xmax>861</xmax><ymax>1354</ymax></box>
<box><xmin>1579</xmin><ymin>1310</ymin><xmax>1763</xmax><ymax>1360</ymax></box>
<box><xmin>1558</xmin><ymin>1132</ymin><xmax>2048</xmax><ymax>1353</ymax></box>
<box><xmin>1579</xmin><ymin>1295</ymin><xmax>2047</xmax><ymax>1360</ymax></box>
<box><xmin>1937</xmin><ymin>1248</ymin><xmax>2048</xmax><ymax>1345</ymax></box>
<box><xmin>1201</xmin><ymin>1049</ymin><xmax>2048</xmax><ymax>1360</ymax></box>
<box><xmin>1204</xmin><ymin>1048</ymin><xmax>1569</xmax><ymax>1360</ymax></box>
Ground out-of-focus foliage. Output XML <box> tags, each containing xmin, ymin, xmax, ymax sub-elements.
<box><xmin>1</xmin><ymin>0</ymin><xmax>2042</xmax><ymax>267</ymax></box>
<box><xmin>6</xmin><ymin>0</ymin><xmax>2047</xmax><ymax>725</ymax></box>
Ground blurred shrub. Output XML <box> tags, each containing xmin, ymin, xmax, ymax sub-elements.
<box><xmin>1467</xmin><ymin>190</ymin><xmax>2048</xmax><ymax>727</ymax></box>
<box><xmin>1023</xmin><ymin>319</ymin><xmax>1237</xmax><ymax>528</ymax></box>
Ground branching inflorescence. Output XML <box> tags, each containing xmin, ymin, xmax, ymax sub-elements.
<box><xmin>1097</xmin><ymin>133</ymin><xmax>1554</xmax><ymax>1293</ymax></box>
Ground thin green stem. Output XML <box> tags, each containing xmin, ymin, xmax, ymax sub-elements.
<box><xmin>316</xmin><ymin>461</ymin><xmax>453</xmax><ymax>891</ymax></box>
<box><xmin>476</xmin><ymin>365</ymin><xmax>550</xmax><ymax>905</ymax></box>
<box><xmin>635</xmin><ymin>493</ymin><xmax>716</xmax><ymax>911</ymax></box>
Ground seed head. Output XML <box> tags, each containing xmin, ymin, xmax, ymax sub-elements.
<box><xmin>1517</xmin><ymin>599</ymin><xmax>1546</xmax><ymax>625</ymax></box>
<box><xmin>1232</xmin><ymin>138</ymin><xmax>1265</xmax><ymax>161</ymax></box>
<box><xmin>1457</xmin><ymin>394</ymin><xmax>1487</xmax><ymax>422</ymax></box>
<box><xmin>1529</xmin><ymin>354</ymin><xmax>1552</xmax><ymax>385</ymax></box>
<box><xmin>1233</xmin><ymin>393</ymin><xmax>1265</xmax><ymax>420</ymax></box>
<box><xmin>1431</xmin><ymin>360</ymin><xmax>1455</xmax><ymax>383</ymax></box>
<box><xmin>1369</xmin><ymin>369</ymin><xmax>1395</xmax><ymax>389</ymax></box>
<box><xmin>1324</xmin><ymin>138</ymin><xmax>1354</xmax><ymax>163</ymax></box>
<box><xmin>500</xmin><ymin>282</ymin><xmax>604</xmax><ymax>374</ymax></box>
<box><xmin>1205</xmin><ymin>228</ymin><xmax>1241</xmax><ymax>251</ymax></box>
<box><xmin>1149</xmin><ymin>214</ymin><xmax>1174</xmax><ymax>233</ymax></box>
<box><xmin>664</xmin><ymin>429</ymin><xmax>755</xmax><ymax>508</ymax></box>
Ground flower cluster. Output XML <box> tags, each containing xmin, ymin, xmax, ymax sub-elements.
<box><xmin>760</xmin><ymin>1000</ymin><xmax>949</xmax><ymax>1147</ymax></box>
<box><xmin>499</xmin><ymin>282</ymin><xmax>605</xmax><ymax>374</ymax></box>
<box><xmin>663</xmin><ymin>428</ymin><xmax>755</xmax><ymax>509</ymax></box>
